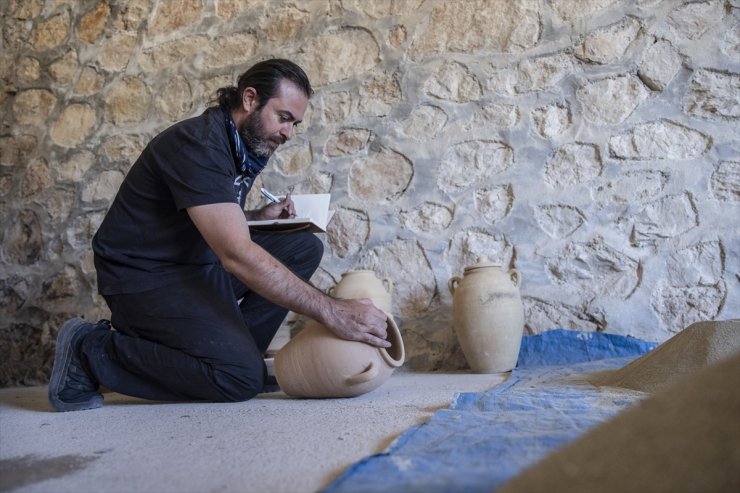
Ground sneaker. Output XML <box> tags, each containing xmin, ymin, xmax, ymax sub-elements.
<box><xmin>48</xmin><ymin>318</ymin><xmax>108</xmax><ymax>412</ymax></box>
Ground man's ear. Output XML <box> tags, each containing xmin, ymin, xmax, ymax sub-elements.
<box><xmin>242</xmin><ymin>87</ymin><xmax>259</xmax><ymax>113</ymax></box>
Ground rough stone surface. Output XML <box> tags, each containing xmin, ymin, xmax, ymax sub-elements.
<box><xmin>1</xmin><ymin>0</ymin><xmax>739</xmax><ymax>386</ymax></box>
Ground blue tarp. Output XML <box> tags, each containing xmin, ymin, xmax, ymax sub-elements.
<box><xmin>323</xmin><ymin>330</ymin><xmax>658</xmax><ymax>493</ymax></box>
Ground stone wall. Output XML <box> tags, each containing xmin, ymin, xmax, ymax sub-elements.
<box><xmin>1</xmin><ymin>0</ymin><xmax>738</xmax><ymax>385</ymax></box>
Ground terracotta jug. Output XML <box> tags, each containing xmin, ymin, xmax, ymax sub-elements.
<box><xmin>274</xmin><ymin>317</ymin><xmax>405</xmax><ymax>398</ymax></box>
<box><xmin>327</xmin><ymin>270</ymin><xmax>393</xmax><ymax>317</ymax></box>
<box><xmin>448</xmin><ymin>257</ymin><xmax>524</xmax><ymax>373</ymax></box>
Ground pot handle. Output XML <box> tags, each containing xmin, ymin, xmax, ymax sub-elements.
<box><xmin>327</xmin><ymin>285</ymin><xmax>336</xmax><ymax>296</ymax></box>
<box><xmin>509</xmin><ymin>269</ymin><xmax>521</xmax><ymax>288</ymax></box>
<box><xmin>346</xmin><ymin>362</ymin><xmax>379</xmax><ymax>385</ymax></box>
<box><xmin>382</xmin><ymin>277</ymin><xmax>393</xmax><ymax>294</ymax></box>
<box><xmin>448</xmin><ymin>276</ymin><xmax>462</xmax><ymax>295</ymax></box>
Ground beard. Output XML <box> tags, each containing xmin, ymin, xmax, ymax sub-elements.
<box><xmin>240</xmin><ymin>109</ymin><xmax>285</xmax><ymax>158</ymax></box>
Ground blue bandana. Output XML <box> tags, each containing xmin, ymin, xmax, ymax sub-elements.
<box><xmin>223</xmin><ymin>107</ymin><xmax>269</xmax><ymax>208</ymax></box>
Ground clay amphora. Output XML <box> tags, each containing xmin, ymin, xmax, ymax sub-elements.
<box><xmin>327</xmin><ymin>270</ymin><xmax>393</xmax><ymax>317</ymax></box>
<box><xmin>274</xmin><ymin>317</ymin><xmax>405</xmax><ymax>398</ymax></box>
<box><xmin>448</xmin><ymin>257</ymin><xmax>524</xmax><ymax>373</ymax></box>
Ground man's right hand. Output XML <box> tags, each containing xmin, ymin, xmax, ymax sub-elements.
<box><xmin>322</xmin><ymin>298</ymin><xmax>391</xmax><ymax>348</ymax></box>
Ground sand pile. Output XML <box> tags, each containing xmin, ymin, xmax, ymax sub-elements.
<box><xmin>499</xmin><ymin>319</ymin><xmax>740</xmax><ymax>493</ymax></box>
<box><xmin>594</xmin><ymin>319</ymin><xmax>740</xmax><ymax>393</ymax></box>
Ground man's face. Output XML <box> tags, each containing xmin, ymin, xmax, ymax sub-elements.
<box><xmin>240</xmin><ymin>80</ymin><xmax>308</xmax><ymax>158</ymax></box>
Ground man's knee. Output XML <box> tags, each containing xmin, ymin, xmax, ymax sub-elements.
<box><xmin>211</xmin><ymin>359</ymin><xmax>265</xmax><ymax>402</ymax></box>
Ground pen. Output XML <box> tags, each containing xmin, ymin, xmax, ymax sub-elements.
<box><xmin>260</xmin><ymin>188</ymin><xmax>280</xmax><ymax>203</ymax></box>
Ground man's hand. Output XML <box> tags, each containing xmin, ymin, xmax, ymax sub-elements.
<box><xmin>252</xmin><ymin>193</ymin><xmax>296</xmax><ymax>220</ymax></box>
<box><xmin>322</xmin><ymin>298</ymin><xmax>391</xmax><ymax>348</ymax></box>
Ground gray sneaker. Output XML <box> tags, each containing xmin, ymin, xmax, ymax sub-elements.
<box><xmin>48</xmin><ymin>318</ymin><xmax>108</xmax><ymax>412</ymax></box>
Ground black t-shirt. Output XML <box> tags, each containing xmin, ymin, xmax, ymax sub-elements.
<box><xmin>92</xmin><ymin>107</ymin><xmax>240</xmax><ymax>295</ymax></box>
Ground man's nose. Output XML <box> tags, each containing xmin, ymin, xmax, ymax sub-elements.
<box><xmin>280</xmin><ymin>123</ymin><xmax>294</xmax><ymax>141</ymax></box>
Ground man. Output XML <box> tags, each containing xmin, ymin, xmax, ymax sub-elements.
<box><xmin>48</xmin><ymin>59</ymin><xmax>390</xmax><ymax>412</ymax></box>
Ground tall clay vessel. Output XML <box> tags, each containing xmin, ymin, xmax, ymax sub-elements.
<box><xmin>328</xmin><ymin>270</ymin><xmax>393</xmax><ymax>317</ymax></box>
<box><xmin>274</xmin><ymin>317</ymin><xmax>405</xmax><ymax>398</ymax></box>
<box><xmin>448</xmin><ymin>257</ymin><xmax>524</xmax><ymax>373</ymax></box>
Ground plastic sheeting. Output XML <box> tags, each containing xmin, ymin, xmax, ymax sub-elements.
<box><xmin>323</xmin><ymin>330</ymin><xmax>658</xmax><ymax>493</ymax></box>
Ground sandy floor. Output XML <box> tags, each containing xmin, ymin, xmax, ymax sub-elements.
<box><xmin>0</xmin><ymin>372</ymin><xmax>506</xmax><ymax>493</ymax></box>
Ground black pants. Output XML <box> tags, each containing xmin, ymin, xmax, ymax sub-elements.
<box><xmin>82</xmin><ymin>230</ymin><xmax>324</xmax><ymax>402</ymax></box>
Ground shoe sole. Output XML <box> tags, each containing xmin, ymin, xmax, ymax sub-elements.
<box><xmin>48</xmin><ymin>318</ymin><xmax>104</xmax><ymax>412</ymax></box>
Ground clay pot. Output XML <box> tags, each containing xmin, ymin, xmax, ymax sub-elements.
<box><xmin>274</xmin><ymin>317</ymin><xmax>405</xmax><ymax>398</ymax></box>
<box><xmin>448</xmin><ymin>257</ymin><xmax>524</xmax><ymax>373</ymax></box>
<box><xmin>327</xmin><ymin>270</ymin><xmax>393</xmax><ymax>317</ymax></box>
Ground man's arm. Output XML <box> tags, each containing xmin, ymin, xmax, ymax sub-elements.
<box><xmin>187</xmin><ymin>202</ymin><xmax>390</xmax><ymax>348</ymax></box>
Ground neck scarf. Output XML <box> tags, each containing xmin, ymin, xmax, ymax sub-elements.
<box><xmin>223</xmin><ymin>107</ymin><xmax>269</xmax><ymax>207</ymax></box>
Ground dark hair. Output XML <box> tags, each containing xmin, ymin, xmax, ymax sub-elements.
<box><xmin>215</xmin><ymin>58</ymin><xmax>313</xmax><ymax>110</ymax></box>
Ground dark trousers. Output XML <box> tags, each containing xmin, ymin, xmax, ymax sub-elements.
<box><xmin>82</xmin><ymin>231</ymin><xmax>323</xmax><ymax>402</ymax></box>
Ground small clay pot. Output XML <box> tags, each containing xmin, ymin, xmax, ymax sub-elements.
<box><xmin>274</xmin><ymin>317</ymin><xmax>405</xmax><ymax>398</ymax></box>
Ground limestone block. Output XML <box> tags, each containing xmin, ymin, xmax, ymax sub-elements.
<box><xmin>719</xmin><ymin>21</ymin><xmax>740</xmax><ymax>59</ymax></box>
<box><xmin>666</xmin><ymin>241</ymin><xmax>723</xmax><ymax>287</ymax></box>
<box><xmin>4</xmin><ymin>209</ymin><xmax>42</xmax><ymax>265</ymax></box>
<box><xmin>547</xmin><ymin>237</ymin><xmax>639</xmax><ymax>300</ymax></box>
<box><xmin>81</xmin><ymin>170</ymin><xmax>124</xmax><ymax>203</ymax></box>
<box><xmin>359</xmin><ymin>239</ymin><xmax>436</xmax><ymax>318</ymax></box>
<box><xmin>42</xmin><ymin>266</ymin><xmax>82</xmax><ymax>300</ymax></box>
<box><xmin>474</xmin><ymin>185</ymin><xmax>513</xmax><ymax>224</ymax></box>
<box><xmin>609</xmin><ymin>120</ymin><xmax>711</xmax><ymax>160</ymax></box>
<box><xmin>399</xmin><ymin>202</ymin><xmax>453</xmax><ymax>233</ymax></box>
<box><xmin>637</xmin><ymin>38</ymin><xmax>682</xmax><ymax>91</ymax></box>
<box><xmin>318</xmin><ymin>91</ymin><xmax>352</xmax><ymax>125</ymax></box>
<box><xmin>148</xmin><ymin>0</ymin><xmax>203</xmax><ymax>36</ymax></box>
<box><xmin>48</xmin><ymin>50</ymin><xmax>79</xmax><ymax>84</ymax></box>
<box><xmin>259</xmin><ymin>5</ymin><xmax>309</xmax><ymax>43</ymax></box>
<box><xmin>464</xmin><ymin>103</ymin><xmax>519</xmax><ymax>131</ymax></box>
<box><xmin>550</xmin><ymin>0</ymin><xmax>618</xmax><ymax>21</ymax></box>
<box><xmin>138</xmin><ymin>36</ymin><xmax>209</xmax><ymax>72</ymax></box>
<box><xmin>77</xmin><ymin>2</ymin><xmax>110</xmax><ymax>44</ymax></box>
<box><xmin>534</xmin><ymin>204</ymin><xmax>586</xmax><ymax>238</ymax></box>
<box><xmin>32</xmin><ymin>11</ymin><xmax>70</xmax><ymax>51</ymax></box>
<box><xmin>325</xmin><ymin>128</ymin><xmax>371</xmax><ymax>157</ymax></box>
<box><xmin>101</xmin><ymin>134</ymin><xmax>147</xmax><ymax>164</ymax></box>
<box><xmin>50</xmin><ymin>103</ymin><xmax>97</xmax><ymax>147</ymax></box>
<box><xmin>631</xmin><ymin>193</ymin><xmax>698</xmax><ymax>244</ymax></box>
<box><xmin>486</xmin><ymin>66</ymin><xmax>519</xmax><ymax>95</ymax></box>
<box><xmin>112</xmin><ymin>0</ymin><xmax>151</xmax><ymax>31</ymax></box>
<box><xmin>298</xmin><ymin>28</ymin><xmax>380</xmax><ymax>86</ymax></box>
<box><xmin>271</xmin><ymin>142</ymin><xmax>312</xmax><ymax>176</ymax></box>
<box><xmin>437</xmin><ymin>140</ymin><xmax>514</xmax><ymax>193</ymax></box>
<box><xmin>67</xmin><ymin>211</ymin><xmax>105</xmax><ymax>250</ymax></box>
<box><xmin>667</xmin><ymin>0</ymin><xmax>725</xmax><ymax>40</ymax></box>
<box><xmin>8</xmin><ymin>0</ymin><xmax>43</xmax><ymax>19</ymax></box>
<box><xmin>710</xmin><ymin>160</ymin><xmax>740</xmax><ymax>201</ymax></box>
<box><xmin>38</xmin><ymin>188</ymin><xmax>75</xmax><ymax>223</ymax></box>
<box><xmin>532</xmin><ymin>103</ymin><xmax>571</xmax><ymax>138</ymax></box>
<box><xmin>105</xmin><ymin>77</ymin><xmax>150</xmax><ymax>124</ymax></box>
<box><xmin>73</xmin><ymin>67</ymin><xmax>104</xmax><ymax>96</ymax></box>
<box><xmin>339</xmin><ymin>0</ymin><xmax>424</xmax><ymax>18</ymax></box>
<box><xmin>389</xmin><ymin>24</ymin><xmax>406</xmax><ymax>49</ymax></box>
<box><xmin>0</xmin><ymin>135</ymin><xmax>38</xmax><ymax>168</ymax></box>
<box><xmin>424</xmin><ymin>62</ymin><xmax>482</xmax><ymax>103</ymax></box>
<box><xmin>0</xmin><ymin>275</ymin><xmax>29</xmax><ymax>315</ymax></box>
<box><xmin>576</xmin><ymin>17</ymin><xmax>641</xmax><ymax>64</ymax></box>
<box><xmin>577</xmin><ymin>75</ymin><xmax>649</xmax><ymax>125</ymax></box>
<box><xmin>683</xmin><ymin>69</ymin><xmax>740</xmax><ymax>120</ymax></box>
<box><xmin>524</xmin><ymin>297</ymin><xmax>605</xmax><ymax>334</ymax></box>
<box><xmin>445</xmin><ymin>230</ymin><xmax>513</xmax><ymax>276</ymax></box>
<box><xmin>544</xmin><ymin>142</ymin><xmax>602</xmax><ymax>189</ymax></box>
<box><xmin>16</xmin><ymin>57</ymin><xmax>41</xmax><ymax>83</ymax></box>
<box><xmin>326</xmin><ymin>207</ymin><xmax>369</xmax><ymax>258</ymax></box>
<box><xmin>215</xmin><ymin>0</ymin><xmax>260</xmax><ymax>18</ymax></box>
<box><xmin>650</xmin><ymin>282</ymin><xmax>725</xmax><ymax>333</ymax></box>
<box><xmin>592</xmin><ymin>170</ymin><xmax>668</xmax><ymax>205</ymax></box>
<box><xmin>154</xmin><ymin>75</ymin><xmax>193</xmax><ymax>122</ymax></box>
<box><xmin>98</xmin><ymin>33</ymin><xmax>138</xmax><ymax>72</ymax></box>
<box><xmin>358</xmin><ymin>72</ymin><xmax>401</xmax><ymax>117</ymax></box>
<box><xmin>12</xmin><ymin>89</ymin><xmax>57</xmax><ymax>126</ymax></box>
<box><xmin>515</xmin><ymin>53</ymin><xmax>575</xmax><ymax>93</ymax></box>
<box><xmin>21</xmin><ymin>158</ymin><xmax>51</xmax><ymax>197</ymax></box>
<box><xmin>201</xmin><ymin>33</ymin><xmax>258</xmax><ymax>70</ymax></box>
<box><xmin>349</xmin><ymin>148</ymin><xmax>412</xmax><ymax>202</ymax></box>
<box><xmin>408</xmin><ymin>0</ymin><xmax>540</xmax><ymax>58</ymax></box>
<box><xmin>58</xmin><ymin>151</ymin><xmax>95</xmax><ymax>182</ymax></box>
<box><xmin>400</xmin><ymin>105</ymin><xmax>447</xmax><ymax>141</ymax></box>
